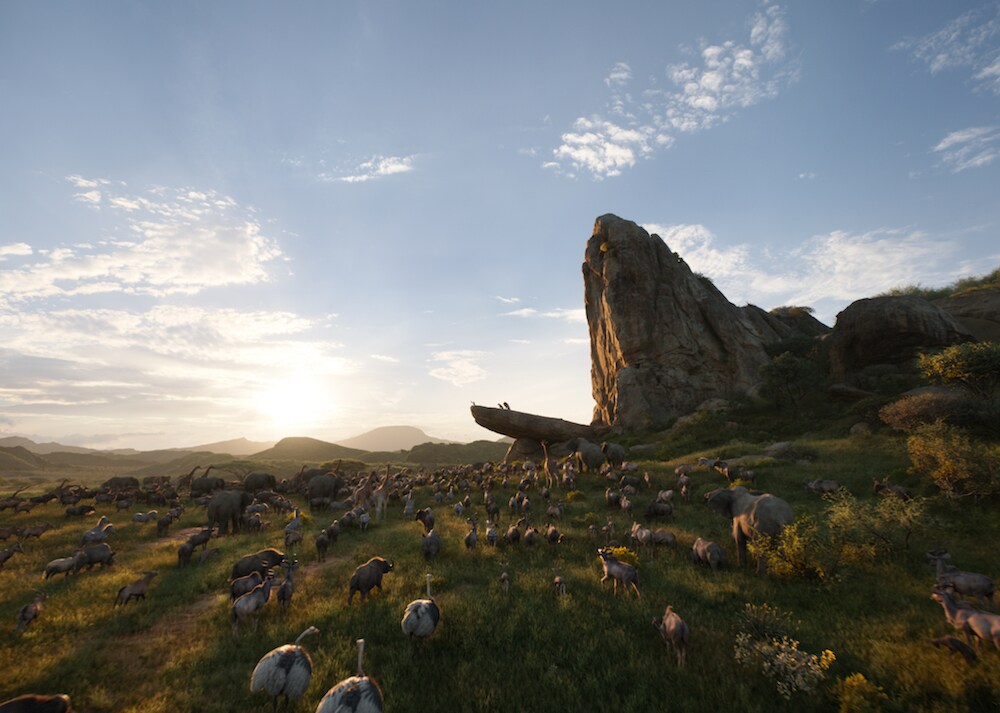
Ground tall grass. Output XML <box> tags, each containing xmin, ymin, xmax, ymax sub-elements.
<box><xmin>1</xmin><ymin>435</ymin><xmax>998</xmax><ymax>712</ymax></box>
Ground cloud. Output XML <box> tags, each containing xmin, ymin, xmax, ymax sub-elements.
<box><xmin>501</xmin><ymin>307</ymin><xmax>586</xmax><ymax>322</ymax></box>
<box><xmin>0</xmin><ymin>243</ymin><xmax>32</xmax><ymax>260</ymax></box>
<box><xmin>605</xmin><ymin>62</ymin><xmax>632</xmax><ymax>87</ymax></box>
<box><xmin>643</xmin><ymin>221</ymin><xmax>981</xmax><ymax>324</ymax></box>
<box><xmin>798</xmin><ymin>171</ymin><xmax>816</xmax><ymax>180</ymax></box>
<box><xmin>330</xmin><ymin>155</ymin><xmax>415</xmax><ymax>183</ymax></box>
<box><xmin>371</xmin><ymin>354</ymin><xmax>400</xmax><ymax>363</ymax></box>
<box><xmin>428</xmin><ymin>350</ymin><xmax>487</xmax><ymax>386</ymax></box>
<box><xmin>0</xmin><ymin>305</ymin><xmax>353</xmax><ymax>412</ymax></box>
<box><xmin>932</xmin><ymin>126</ymin><xmax>1000</xmax><ymax>172</ymax></box>
<box><xmin>550</xmin><ymin>3</ymin><xmax>794</xmax><ymax>177</ymax></box>
<box><xmin>495</xmin><ymin>295</ymin><xmax>520</xmax><ymax>304</ymax></box>
<box><xmin>893</xmin><ymin>4</ymin><xmax>1000</xmax><ymax>94</ymax></box>
<box><xmin>0</xmin><ymin>181</ymin><xmax>283</xmax><ymax>307</ymax></box>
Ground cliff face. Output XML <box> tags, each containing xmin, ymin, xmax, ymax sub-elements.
<box><xmin>827</xmin><ymin>296</ymin><xmax>975</xmax><ymax>380</ymax></box>
<box><xmin>583</xmin><ymin>214</ymin><xmax>774</xmax><ymax>431</ymax></box>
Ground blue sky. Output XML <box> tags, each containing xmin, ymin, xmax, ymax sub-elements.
<box><xmin>1</xmin><ymin>1</ymin><xmax>998</xmax><ymax>450</ymax></box>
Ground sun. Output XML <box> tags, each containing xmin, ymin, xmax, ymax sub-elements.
<box><xmin>254</xmin><ymin>374</ymin><xmax>335</xmax><ymax>435</ymax></box>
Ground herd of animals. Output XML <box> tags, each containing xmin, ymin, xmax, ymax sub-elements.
<box><xmin>0</xmin><ymin>440</ymin><xmax>997</xmax><ymax>712</ymax></box>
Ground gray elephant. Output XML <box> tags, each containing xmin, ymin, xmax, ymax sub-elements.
<box><xmin>567</xmin><ymin>438</ymin><xmax>606</xmax><ymax>473</ymax></box>
<box><xmin>243</xmin><ymin>471</ymin><xmax>277</xmax><ymax>493</ymax></box>
<box><xmin>102</xmin><ymin>476</ymin><xmax>139</xmax><ymax>491</ymax></box>
<box><xmin>601</xmin><ymin>441</ymin><xmax>626</xmax><ymax>469</ymax></box>
<box><xmin>704</xmin><ymin>486</ymin><xmax>793</xmax><ymax>575</ymax></box>
<box><xmin>307</xmin><ymin>473</ymin><xmax>344</xmax><ymax>502</ymax></box>
<box><xmin>207</xmin><ymin>490</ymin><xmax>253</xmax><ymax>534</ymax></box>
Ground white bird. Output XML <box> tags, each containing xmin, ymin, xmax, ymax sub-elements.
<box><xmin>250</xmin><ymin>625</ymin><xmax>319</xmax><ymax>712</ymax></box>
<box><xmin>401</xmin><ymin>573</ymin><xmax>441</xmax><ymax>655</ymax></box>
<box><xmin>315</xmin><ymin>638</ymin><xmax>383</xmax><ymax>713</ymax></box>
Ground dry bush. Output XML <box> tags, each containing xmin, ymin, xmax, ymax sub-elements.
<box><xmin>907</xmin><ymin>421</ymin><xmax>1000</xmax><ymax>499</ymax></box>
<box><xmin>879</xmin><ymin>392</ymin><xmax>978</xmax><ymax>432</ymax></box>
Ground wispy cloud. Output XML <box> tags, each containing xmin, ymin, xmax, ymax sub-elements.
<box><xmin>428</xmin><ymin>350</ymin><xmax>487</xmax><ymax>386</ymax></box>
<box><xmin>932</xmin><ymin>126</ymin><xmax>1000</xmax><ymax>172</ymax></box>
<box><xmin>0</xmin><ymin>179</ymin><xmax>282</xmax><ymax>307</ymax></box>
<box><xmin>550</xmin><ymin>3</ymin><xmax>795</xmax><ymax>178</ymax></box>
<box><xmin>893</xmin><ymin>4</ymin><xmax>1000</xmax><ymax>94</ymax></box>
<box><xmin>371</xmin><ymin>354</ymin><xmax>400</xmax><ymax>364</ymax></box>
<box><xmin>643</xmin><ymin>221</ymin><xmax>986</xmax><ymax>324</ymax></box>
<box><xmin>501</xmin><ymin>307</ymin><xmax>586</xmax><ymax>323</ymax></box>
<box><xmin>798</xmin><ymin>171</ymin><xmax>816</xmax><ymax>180</ymax></box>
<box><xmin>495</xmin><ymin>295</ymin><xmax>521</xmax><ymax>304</ymax></box>
<box><xmin>328</xmin><ymin>155</ymin><xmax>416</xmax><ymax>183</ymax></box>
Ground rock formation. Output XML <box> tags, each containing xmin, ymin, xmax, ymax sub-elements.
<box><xmin>584</xmin><ymin>214</ymin><xmax>781</xmax><ymax>432</ymax></box>
<box><xmin>934</xmin><ymin>289</ymin><xmax>1000</xmax><ymax>343</ymax></box>
<box><xmin>827</xmin><ymin>296</ymin><xmax>975</xmax><ymax>381</ymax></box>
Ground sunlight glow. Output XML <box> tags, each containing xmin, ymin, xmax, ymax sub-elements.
<box><xmin>254</xmin><ymin>373</ymin><xmax>337</xmax><ymax>434</ymax></box>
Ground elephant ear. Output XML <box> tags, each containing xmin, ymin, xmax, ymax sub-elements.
<box><xmin>705</xmin><ymin>489</ymin><xmax>734</xmax><ymax>518</ymax></box>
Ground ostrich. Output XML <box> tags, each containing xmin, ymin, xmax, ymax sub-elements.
<box><xmin>250</xmin><ymin>625</ymin><xmax>320</xmax><ymax>712</ymax></box>
<box><xmin>315</xmin><ymin>638</ymin><xmax>383</xmax><ymax>713</ymax></box>
<box><xmin>401</xmin><ymin>573</ymin><xmax>441</xmax><ymax>655</ymax></box>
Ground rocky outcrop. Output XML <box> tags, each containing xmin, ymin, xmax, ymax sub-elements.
<box><xmin>934</xmin><ymin>289</ymin><xmax>1000</xmax><ymax>342</ymax></box>
<box><xmin>827</xmin><ymin>296</ymin><xmax>975</xmax><ymax>381</ymax></box>
<box><xmin>584</xmin><ymin>214</ymin><xmax>776</xmax><ymax>432</ymax></box>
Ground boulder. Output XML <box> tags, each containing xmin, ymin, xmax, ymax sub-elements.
<box><xmin>827</xmin><ymin>296</ymin><xmax>975</xmax><ymax>381</ymax></box>
<box><xmin>583</xmin><ymin>214</ymin><xmax>775</xmax><ymax>431</ymax></box>
<box><xmin>934</xmin><ymin>288</ymin><xmax>1000</xmax><ymax>342</ymax></box>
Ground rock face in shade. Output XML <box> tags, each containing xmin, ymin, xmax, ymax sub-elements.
<box><xmin>583</xmin><ymin>214</ymin><xmax>776</xmax><ymax>432</ymax></box>
<box><xmin>827</xmin><ymin>296</ymin><xmax>975</xmax><ymax>380</ymax></box>
<box><xmin>934</xmin><ymin>289</ymin><xmax>1000</xmax><ymax>343</ymax></box>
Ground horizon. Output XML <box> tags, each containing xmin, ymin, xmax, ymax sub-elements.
<box><xmin>2</xmin><ymin>1</ymin><xmax>998</xmax><ymax>451</ymax></box>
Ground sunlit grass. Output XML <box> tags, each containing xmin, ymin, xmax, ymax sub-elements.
<box><xmin>1</xmin><ymin>435</ymin><xmax>998</xmax><ymax>711</ymax></box>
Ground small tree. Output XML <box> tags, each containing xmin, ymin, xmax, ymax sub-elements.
<box><xmin>919</xmin><ymin>342</ymin><xmax>1000</xmax><ymax>406</ymax></box>
<box><xmin>760</xmin><ymin>352</ymin><xmax>824</xmax><ymax>414</ymax></box>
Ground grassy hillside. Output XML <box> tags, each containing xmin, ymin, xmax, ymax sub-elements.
<box><xmin>0</xmin><ymin>427</ymin><xmax>997</xmax><ymax>712</ymax></box>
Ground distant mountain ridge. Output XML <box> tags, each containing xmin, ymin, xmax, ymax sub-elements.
<box><xmin>333</xmin><ymin>425</ymin><xmax>458</xmax><ymax>452</ymax></box>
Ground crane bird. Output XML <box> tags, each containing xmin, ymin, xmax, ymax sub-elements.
<box><xmin>315</xmin><ymin>638</ymin><xmax>383</xmax><ymax>713</ymax></box>
<box><xmin>250</xmin><ymin>625</ymin><xmax>319</xmax><ymax>712</ymax></box>
<box><xmin>401</xmin><ymin>573</ymin><xmax>441</xmax><ymax>655</ymax></box>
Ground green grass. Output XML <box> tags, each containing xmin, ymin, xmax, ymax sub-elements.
<box><xmin>1</xmin><ymin>434</ymin><xmax>999</xmax><ymax>712</ymax></box>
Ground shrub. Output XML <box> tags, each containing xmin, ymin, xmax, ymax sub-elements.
<box><xmin>907</xmin><ymin>421</ymin><xmax>1000</xmax><ymax>499</ymax></box>
<box><xmin>734</xmin><ymin>603</ymin><xmax>836</xmax><ymax>700</ymax></box>
<box><xmin>749</xmin><ymin>491</ymin><xmax>927</xmax><ymax>581</ymax></box>
<box><xmin>879</xmin><ymin>392</ymin><xmax>978</xmax><ymax>432</ymax></box>
<box><xmin>565</xmin><ymin>490</ymin><xmax>585</xmax><ymax>503</ymax></box>
<box><xmin>836</xmin><ymin>673</ymin><xmax>889</xmax><ymax>713</ymax></box>
<box><xmin>919</xmin><ymin>341</ymin><xmax>1000</xmax><ymax>406</ymax></box>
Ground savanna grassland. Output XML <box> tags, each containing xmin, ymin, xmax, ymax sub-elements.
<box><xmin>0</xmin><ymin>428</ymin><xmax>998</xmax><ymax>713</ymax></box>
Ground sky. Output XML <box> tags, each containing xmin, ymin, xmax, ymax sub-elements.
<box><xmin>1</xmin><ymin>1</ymin><xmax>998</xmax><ymax>451</ymax></box>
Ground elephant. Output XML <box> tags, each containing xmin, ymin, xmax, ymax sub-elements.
<box><xmin>307</xmin><ymin>473</ymin><xmax>344</xmax><ymax>502</ymax></box>
<box><xmin>567</xmin><ymin>438</ymin><xmax>606</xmax><ymax>473</ymax></box>
<box><xmin>704</xmin><ymin>486</ymin><xmax>793</xmax><ymax>575</ymax></box>
<box><xmin>207</xmin><ymin>490</ymin><xmax>253</xmax><ymax>535</ymax></box>
<box><xmin>601</xmin><ymin>441</ymin><xmax>627</xmax><ymax>469</ymax></box>
<box><xmin>243</xmin><ymin>471</ymin><xmax>277</xmax><ymax>494</ymax></box>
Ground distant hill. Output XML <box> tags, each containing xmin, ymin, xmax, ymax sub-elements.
<box><xmin>179</xmin><ymin>437</ymin><xmax>276</xmax><ymax>456</ymax></box>
<box><xmin>249</xmin><ymin>437</ymin><xmax>367</xmax><ymax>462</ymax></box>
<box><xmin>0</xmin><ymin>446</ymin><xmax>49</xmax><ymax>470</ymax></box>
<box><xmin>41</xmin><ymin>451</ymin><xmax>151</xmax><ymax>469</ymax></box>
<box><xmin>334</xmin><ymin>425</ymin><xmax>458</xmax><ymax>452</ymax></box>
<box><xmin>405</xmin><ymin>440</ymin><xmax>509</xmax><ymax>465</ymax></box>
<box><xmin>0</xmin><ymin>436</ymin><xmax>97</xmax><ymax>455</ymax></box>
